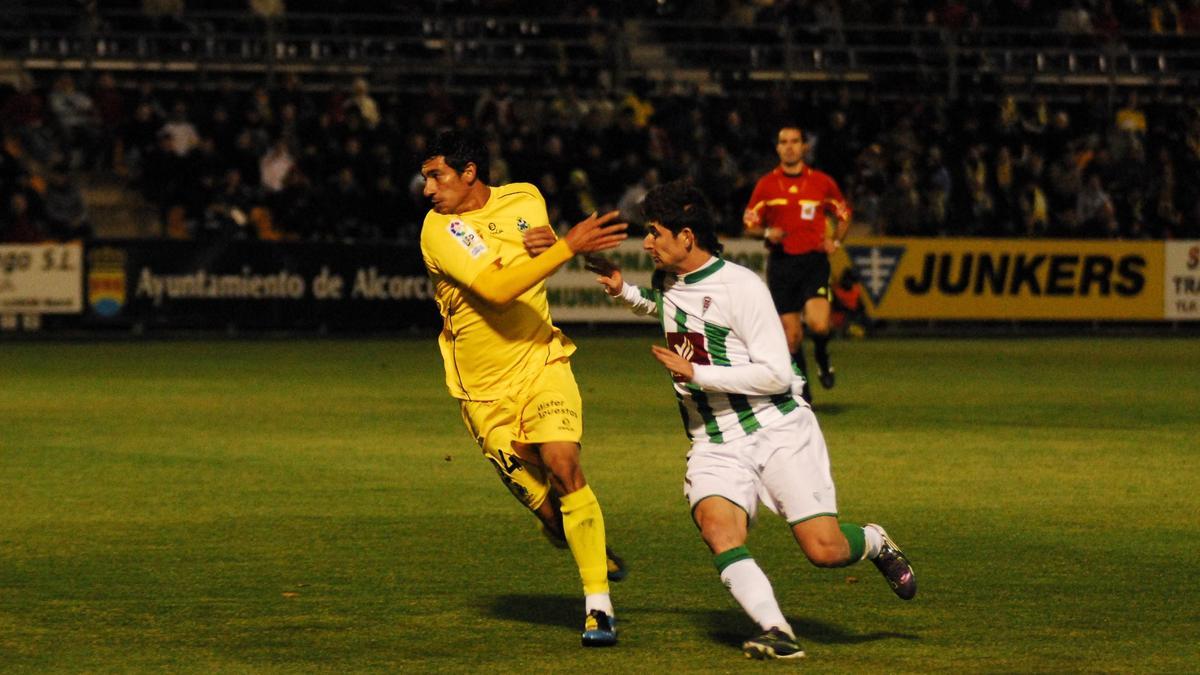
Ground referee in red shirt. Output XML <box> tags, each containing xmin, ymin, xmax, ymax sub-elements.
<box><xmin>743</xmin><ymin>125</ymin><xmax>851</xmax><ymax>404</ymax></box>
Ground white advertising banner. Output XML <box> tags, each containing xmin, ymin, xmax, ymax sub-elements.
<box><xmin>0</xmin><ymin>242</ymin><xmax>84</xmax><ymax>314</ymax></box>
<box><xmin>1164</xmin><ymin>240</ymin><xmax>1200</xmax><ymax>320</ymax></box>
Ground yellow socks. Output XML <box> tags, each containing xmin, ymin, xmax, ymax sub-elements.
<box><xmin>558</xmin><ymin>484</ymin><xmax>610</xmax><ymax>597</ymax></box>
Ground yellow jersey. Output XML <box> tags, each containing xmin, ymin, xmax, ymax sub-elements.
<box><xmin>420</xmin><ymin>183</ymin><xmax>575</xmax><ymax>401</ymax></box>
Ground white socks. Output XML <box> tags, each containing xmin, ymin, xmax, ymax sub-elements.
<box><xmin>864</xmin><ymin>524</ymin><xmax>884</xmax><ymax>560</ymax></box>
<box><xmin>585</xmin><ymin>593</ymin><xmax>613</xmax><ymax>616</ymax></box>
<box><xmin>720</xmin><ymin>558</ymin><xmax>793</xmax><ymax>636</ymax></box>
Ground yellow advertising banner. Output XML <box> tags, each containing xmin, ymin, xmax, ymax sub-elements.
<box><xmin>549</xmin><ymin>238</ymin><xmax>1178</xmax><ymax>322</ymax></box>
<box><xmin>834</xmin><ymin>238</ymin><xmax>1164</xmax><ymax>320</ymax></box>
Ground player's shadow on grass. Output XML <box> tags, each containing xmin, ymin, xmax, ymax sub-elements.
<box><xmin>703</xmin><ymin>609</ymin><xmax>917</xmax><ymax>647</ymax></box>
<box><xmin>488</xmin><ymin>594</ymin><xmax>578</xmax><ymax>628</ymax></box>
<box><xmin>810</xmin><ymin>403</ymin><xmax>854</xmax><ymax>416</ymax></box>
<box><xmin>488</xmin><ymin>595</ymin><xmax>917</xmax><ymax>647</ymax></box>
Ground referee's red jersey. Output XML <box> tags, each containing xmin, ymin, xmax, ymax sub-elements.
<box><xmin>745</xmin><ymin>165</ymin><xmax>851</xmax><ymax>255</ymax></box>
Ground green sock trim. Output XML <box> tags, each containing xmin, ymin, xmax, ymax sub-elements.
<box><xmin>713</xmin><ymin>545</ymin><xmax>752</xmax><ymax>573</ymax></box>
<box><xmin>840</xmin><ymin>524</ymin><xmax>866</xmax><ymax>563</ymax></box>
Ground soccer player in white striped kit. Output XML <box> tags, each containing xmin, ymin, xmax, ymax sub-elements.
<box><xmin>588</xmin><ymin>180</ymin><xmax>917</xmax><ymax>660</ymax></box>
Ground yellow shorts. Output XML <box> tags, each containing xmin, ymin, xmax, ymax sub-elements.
<box><xmin>459</xmin><ymin>359</ymin><xmax>584</xmax><ymax>510</ymax></box>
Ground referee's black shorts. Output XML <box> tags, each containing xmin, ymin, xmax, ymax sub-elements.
<box><xmin>766</xmin><ymin>251</ymin><xmax>832</xmax><ymax>314</ymax></box>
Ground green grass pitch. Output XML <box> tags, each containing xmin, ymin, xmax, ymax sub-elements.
<box><xmin>2</xmin><ymin>334</ymin><xmax>1198</xmax><ymax>673</ymax></box>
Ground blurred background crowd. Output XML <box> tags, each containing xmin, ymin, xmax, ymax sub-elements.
<box><xmin>3</xmin><ymin>0</ymin><xmax>1200</xmax><ymax>244</ymax></box>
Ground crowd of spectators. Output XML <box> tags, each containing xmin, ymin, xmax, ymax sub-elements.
<box><xmin>28</xmin><ymin>1</ymin><xmax>1199</xmax><ymax>34</ymax></box>
<box><xmin>0</xmin><ymin>71</ymin><xmax>93</xmax><ymax>243</ymax></box>
<box><xmin>4</xmin><ymin>64</ymin><xmax>1200</xmax><ymax>244</ymax></box>
<box><xmin>13</xmin><ymin>1</ymin><xmax>1200</xmax><ymax>73</ymax></box>
<box><xmin>5</xmin><ymin>0</ymin><xmax>1200</xmax><ymax>244</ymax></box>
<box><xmin>677</xmin><ymin>0</ymin><xmax>1200</xmax><ymax>37</ymax></box>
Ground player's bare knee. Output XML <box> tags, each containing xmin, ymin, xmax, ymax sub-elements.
<box><xmin>695</xmin><ymin>504</ymin><xmax>747</xmax><ymax>553</ymax></box>
<box><xmin>549</xmin><ymin>471</ymin><xmax>586</xmax><ymax>496</ymax></box>
<box><xmin>546</xmin><ymin>459</ymin><xmax>587</xmax><ymax>494</ymax></box>
<box><xmin>539</xmin><ymin>443</ymin><xmax>586</xmax><ymax>492</ymax></box>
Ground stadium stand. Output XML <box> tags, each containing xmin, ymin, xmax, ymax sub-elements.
<box><xmin>2</xmin><ymin>0</ymin><xmax>1199</xmax><ymax>244</ymax></box>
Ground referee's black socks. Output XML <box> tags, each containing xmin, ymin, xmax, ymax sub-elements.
<box><xmin>812</xmin><ymin>333</ymin><xmax>831</xmax><ymax>374</ymax></box>
<box><xmin>792</xmin><ymin>346</ymin><xmax>809</xmax><ymax>381</ymax></box>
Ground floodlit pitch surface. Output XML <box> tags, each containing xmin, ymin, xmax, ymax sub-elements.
<box><xmin>1</xmin><ymin>335</ymin><xmax>1197</xmax><ymax>673</ymax></box>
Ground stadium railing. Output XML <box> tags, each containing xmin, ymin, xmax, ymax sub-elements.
<box><xmin>3</xmin><ymin>10</ymin><xmax>1199</xmax><ymax>97</ymax></box>
<box><xmin>632</xmin><ymin>19</ymin><xmax>1200</xmax><ymax>98</ymax></box>
<box><xmin>3</xmin><ymin>9</ymin><xmax>612</xmax><ymax>94</ymax></box>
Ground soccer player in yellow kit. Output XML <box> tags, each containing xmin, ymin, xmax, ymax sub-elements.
<box><xmin>419</xmin><ymin>130</ymin><xmax>628</xmax><ymax>646</ymax></box>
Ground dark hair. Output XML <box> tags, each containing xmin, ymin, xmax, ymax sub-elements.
<box><xmin>426</xmin><ymin>129</ymin><xmax>490</xmax><ymax>184</ymax></box>
<box><xmin>642</xmin><ymin>179</ymin><xmax>724</xmax><ymax>255</ymax></box>
<box><xmin>777</xmin><ymin>124</ymin><xmax>805</xmax><ymax>141</ymax></box>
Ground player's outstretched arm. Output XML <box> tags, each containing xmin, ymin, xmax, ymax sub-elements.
<box><xmin>525</xmin><ymin>211</ymin><xmax>627</xmax><ymax>257</ymax></box>
<box><xmin>586</xmin><ymin>255</ymin><xmax>656</xmax><ymax>316</ymax></box>
<box><xmin>563</xmin><ymin>211</ymin><xmax>628</xmax><ymax>255</ymax></box>
<box><xmin>522</xmin><ymin>225</ymin><xmax>557</xmax><ymax>257</ymax></box>
<box><xmin>469</xmin><ymin>212</ymin><xmax>627</xmax><ymax>307</ymax></box>
<box><xmin>584</xmin><ymin>255</ymin><xmax>623</xmax><ymax>296</ymax></box>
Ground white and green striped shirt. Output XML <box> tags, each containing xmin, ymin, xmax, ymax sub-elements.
<box><xmin>614</xmin><ymin>256</ymin><xmax>803</xmax><ymax>443</ymax></box>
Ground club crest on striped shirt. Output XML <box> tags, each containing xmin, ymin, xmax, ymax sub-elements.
<box><xmin>702</xmin><ymin>296</ymin><xmax>712</xmax><ymax>316</ymax></box>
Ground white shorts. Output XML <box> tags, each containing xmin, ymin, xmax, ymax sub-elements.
<box><xmin>684</xmin><ymin>406</ymin><xmax>837</xmax><ymax>526</ymax></box>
